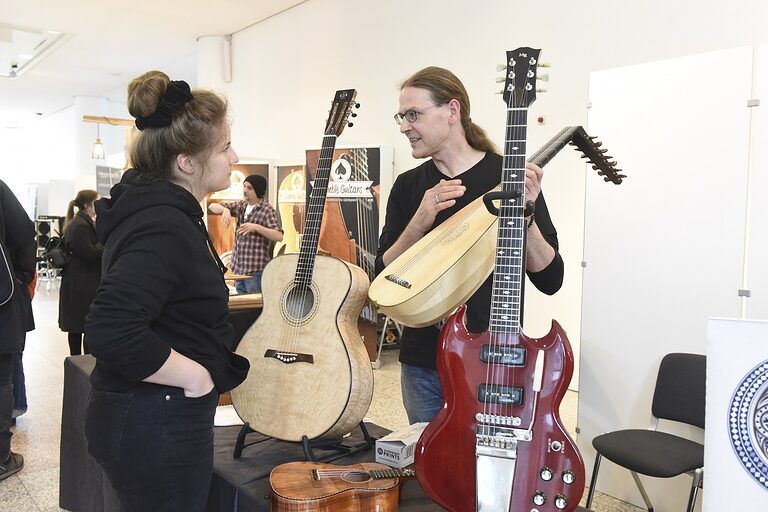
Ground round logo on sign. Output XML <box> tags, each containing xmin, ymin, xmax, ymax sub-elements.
<box><xmin>730</xmin><ymin>360</ymin><xmax>768</xmax><ymax>489</ymax></box>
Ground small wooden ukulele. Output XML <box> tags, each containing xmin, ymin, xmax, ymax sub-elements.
<box><xmin>270</xmin><ymin>461</ymin><xmax>415</xmax><ymax>511</ymax></box>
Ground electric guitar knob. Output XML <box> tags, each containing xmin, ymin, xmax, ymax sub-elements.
<box><xmin>554</xmin><ymin>494</ymin><xmax>568</xmax><ymax>509</ymax></box>
<box><xmin>562</xmin><ymin>469</ymin><xmax>576</xmax><ymax>485</ymax></box>
<box><xmin>532</xmin><ymin>490</ymin><xmax>546</xmax><ymax>506</ymax></box>
<box><xmin>539</xmin><ymin>466</ymin><xmax>553</xmax><ymax>481</ymax></box>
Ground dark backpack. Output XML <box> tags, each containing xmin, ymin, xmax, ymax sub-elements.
<box><xmin>44</xmin><ymin>235</ymin><xmax>70</xmax><ymax>269</ymax></box>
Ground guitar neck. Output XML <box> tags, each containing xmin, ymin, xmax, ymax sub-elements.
<box><xmin>368</xmin><ymin>467</ymin><xmax>416</xmax><ymax>479</ymax></box>
<box><xmin>529</xmin><ymin>126</ymin><xmax>579</xmax><ymax>169</ymax></box>
<box><xmin>529</xmin><ymin>125</ymin><xmax>625</xmax><ymax>184</ymax></box>
<box><xmin>490</xmin><ymin>106</ymin><xmax>529</xmax><ymax>336</ymax></box>
<box><xmin>296</xmin><ymin>135</ymin><xmax>337</xmax><ymax>284</ymax></box>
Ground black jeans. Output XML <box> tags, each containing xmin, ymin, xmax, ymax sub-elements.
<box><xmin>0</xmin><ymin>353</ymin><xmax>14</xmax><ymax>456</ymax></box>
<box><xmin>84</xmin><ymin>382</ymin><xmax>219</xmax><ymax>512</ymax></box>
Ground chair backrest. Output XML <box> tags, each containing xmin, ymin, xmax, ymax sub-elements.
<box><xmin>651</xmin><ymin>352</ymin><xmax>706</xmax><ymax>429</ymax></box>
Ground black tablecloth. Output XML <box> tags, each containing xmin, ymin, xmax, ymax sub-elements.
<box><xmin>59</xmin><ymin>355</ymin><xmax>439</xmax><ymax>511</ymax></box>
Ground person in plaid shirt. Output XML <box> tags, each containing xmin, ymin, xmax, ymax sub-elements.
<box><xmin>209</xmin><ymin>175</ymin><xmax>282</xmax><ymax>293</ymax></box>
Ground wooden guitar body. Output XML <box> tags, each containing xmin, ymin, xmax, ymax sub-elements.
<box><xmin>368</xmin><ymin>192</ymin><xmax>498</xmax><ymax>328</ymax></box>
<box><xmin>415</xmin><ymin>306</ymin><xmax>584</xmax><ymax>512</ymax></box>
<box><xmin>231</xmin><ymin>253</ymin><xmax>374</xmax><ymax>441</ymax></box>
<box><xmin>270</xmin><ymin>461</ymin><xmax>402</xmax><ymax>512</ymax></box>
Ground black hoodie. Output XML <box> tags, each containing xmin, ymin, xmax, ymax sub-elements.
<box><xmin>85</xmin><ymin>169</ymin><xmax>249</xmax><ymax>393</ymax></box>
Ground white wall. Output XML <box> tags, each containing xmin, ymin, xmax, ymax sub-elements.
<box><xmin>223</xmin><ymin>0</ymin><xmax>768</xmax><ymax>389</ymax></box>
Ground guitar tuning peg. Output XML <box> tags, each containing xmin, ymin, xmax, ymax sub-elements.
<box><xmin>537</xmin><ymin>73</ymin><xmax>549</xmax><ymax>82</ymax></box>
<box><xmin>347</xmin><ymin>122</ymin><xmax>354</xmax><ymax>127</ymax></box>
<box><xmin>589</xmin><ymin>135</ymin><xmax>598</xmax><ymax>140</ymax></box>
<box><xmin>568</xmin><ymin>141</ymin><xmax>576</xmax><ymax>146</ymax></box>
<box><xmin>495</xmin><ymin>89</ymin><xmax>504</xmax><ymax>94</ymax></box>
<box><xmin>592</xmin><ymin>140</ymin><xmax>603</xmax><ymax>147</ymax></box>
<box><xmin>355</xmin><ymin>103</ymin><xmax>360</xmax><ymax>108</ymax></box>
<box><xmin>599</xmin><ymin>148</ymin><xmax>608</xmax><ymax>154</ymax></box>
<box><xmin>580</xmin><ymin>154</ymin><xmax>588</xmax><ymax>159</ymax></box>
<box><xmin>495</xmin><ymin>76</ymin><xmax>507</xmax><ymax>83</ymax></box>
<box><xmin>351</xmin><ymin>112</ymin><xmax>358</xmax><ymax>117</ymax></box>
<box><xmin>496</xmin><ymin>63</ymin><xmax>507</xmax><ymax>71</ymax></box>
<box><xmin>538</xmin><ymin>62</ymin><xmax>552</xmax><ymax>68</ymax></box>
<box><xmin>536</xmin><ymin>87</ymin><xmax>547</xmax><ymax>93</ymax></box>
<box><xmin>603</xmin><ymin>176</ymin><xmax>612</xmax><ymax>182</ymax></box>
<box><xmin>604</xmin><ymin>155</ymin><xmax>613</xmax><ymax>160</ymax></box>
<box><xmin>609</xmin><ymin>161</ymin><xmax>618</xmax><ymax>166</ymax></box>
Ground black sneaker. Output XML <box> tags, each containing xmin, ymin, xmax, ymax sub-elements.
<box><xmin>0</xmin><ymin>452</ymin><xmax>23</xmax><ymax>481</ymax></box>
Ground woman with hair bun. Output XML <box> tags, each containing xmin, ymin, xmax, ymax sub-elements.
<box><xmin>58</xmin><ymin>189</ymin><xmax>102</xmax><ymax>355</ymax></box>
<box><xmin>83</xmin><ymin>70</ymin><xmax>249</xmax><ymax>511</ymax></box>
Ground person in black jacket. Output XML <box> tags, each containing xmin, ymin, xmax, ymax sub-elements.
<box><xmin>59</xmin><ymin>189</ymin><xmax>102</xmax><ymax>355</ymax></box>
<box><xmin>375</xmin><ymin>67</ymin><xmax>564</xmax><ymax>424</ymax></box>
<box><xmin>0</xmin><ymin>179</ymin><xmax>36</xmax><ymax>481</ymax></box>
<box><xmin>84</xmin><ymin>71</ymin><xmax>249</xmax><ymax>511</ymax></box>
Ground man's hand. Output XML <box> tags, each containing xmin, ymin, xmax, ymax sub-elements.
<box><xmin>221</xmin><ymin>208</ymin><xmax>232</xmax><ymax>228</ymax></box>
<box><xmin>236</xmin><ymin>223</ymin><xmax>261</xmax><ymax>236</ymax></box>
<box><xmin>407</xmin><ymin>179</ymin><xmax>466</xmax><ymax>236</ymax></box>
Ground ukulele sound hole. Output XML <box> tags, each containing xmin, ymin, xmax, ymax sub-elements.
<box><xmin>342</xmin><ymin>471</ymin><xmax>371</xmax><ymax>483</ymax></box>
<box><xmin>281</xmin><ymin>282</ymin><xmax>319</xmax><ymax>326</ymax></box>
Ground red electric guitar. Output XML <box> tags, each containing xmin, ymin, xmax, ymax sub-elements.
<box><xmin>414</xmin><ymin>48</ymin><xmax>585</xmax><ymax>511</ymax></box>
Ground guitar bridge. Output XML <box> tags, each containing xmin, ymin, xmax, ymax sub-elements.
<box><xmin>385</xmin><ymin>274</ymin><xmax>411</xmax><ymax>289</ymax></box>
<box><xmin>476</xmin><ymin>439</ymin><xmax>518</xmax><ymax>511</ymax></box>
<box><xmin>264</xmin><ymin>349</ymin><xmax>314</xmax><ymax>364</ymax></box>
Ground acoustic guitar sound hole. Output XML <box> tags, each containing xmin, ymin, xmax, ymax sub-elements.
<box><xmin>281</xmin><ymin>283</ymin><xmax>318</xmax><ymax>326</ymax></box>
<box><xmin>342</xmin><ymin>471</ymin><xmax>371</xmax><ymax>483</ymax></box>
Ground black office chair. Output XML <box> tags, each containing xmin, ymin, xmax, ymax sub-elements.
<box><xmin>585</xmin><ymin>353</ymin><xmax>705</xmax><ymax>512</ymax></box>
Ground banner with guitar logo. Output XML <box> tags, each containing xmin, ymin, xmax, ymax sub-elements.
<box><xmin>304</xmin><ymin>146</ymin><xmax>386</xmax><ymax>361</ymax></box>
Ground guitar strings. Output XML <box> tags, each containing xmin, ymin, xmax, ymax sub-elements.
<box><xmin>350</xmin><ymin>148</ymin><xmax>378</xmax><ymax>326</ymax></box>
<box><xmin>484</xmin><ymin>56</ymin><xmax>534</xmax><ymax>439</ymax></box>
<box><xmin>285</xmin><ymin>133</ymin><xmax>337</xmax><ymax>356</ymax></box>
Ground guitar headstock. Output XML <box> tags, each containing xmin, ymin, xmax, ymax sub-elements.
<box><xmin>569</xmin><ymin>126</ymin><xmax>626</xmax><ymax>184</ymax></box>
<box><xmin>325</xmin><ymin>89</ymin><xmax>359</xmax><ymax>137</ymax></box>
<box><xmin>501</xmin><ymin>47</ymin><xmax>541</xmax><ymax>108</ymax></box>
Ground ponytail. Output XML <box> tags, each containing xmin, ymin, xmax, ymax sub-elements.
<box><xmin>402</xmin><ymin>66</ymin><xmax>498</xmax><ymax>154</ymax></box>
<box><xmin>64</xmin><ymin>189</ymin><xmax>99</xmax><ymax>229</ymax></box>
<box><xmin>64</xmin><ymin>200</ymin><xmax>78</xmax><ymax>227</ymax></box>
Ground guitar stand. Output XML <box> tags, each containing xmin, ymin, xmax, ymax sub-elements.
<box><xmin>301</xmin><ymin>421</ymin><xmax>377</xmax><ymax>463</ymax></box>
<box><xmin>232</xmin><ymin>422</ymin><xmax>272</xmax><ymax>459</ymax></box>
<box><xmin>232</xmin><ymin>421</ymin><xmax>377</xmax><ymax>464</ymax></box>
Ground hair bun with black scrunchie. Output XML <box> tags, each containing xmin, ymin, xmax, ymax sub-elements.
<box><xmin>135</xmin><ymin>80</ymin><xmax>193</xmax><ymax>131</ymax></box>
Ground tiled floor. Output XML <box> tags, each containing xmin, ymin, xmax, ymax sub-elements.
<box><xmin>1</xmin><ymin>283</ymin><xmax>641</xmax><ymax>511</ymax></box>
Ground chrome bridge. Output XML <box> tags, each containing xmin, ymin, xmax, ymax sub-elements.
<box><xmin>476</xmin><ymin>349</ymin><xmax>545</xmax><ymax>511</ymax></box>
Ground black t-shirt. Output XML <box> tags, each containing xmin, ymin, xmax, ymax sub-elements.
<box><xmin>375</xmin><ymin>152</ymin><xmax>564</xmax><ymax>369</ymax></box>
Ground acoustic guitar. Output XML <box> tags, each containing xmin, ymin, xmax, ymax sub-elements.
<box><xmin>414</xmin><ymin>48</ymin><xmax>584</xmax><ymax>511</ymax></box>
<box><xmin>368</xmin><ymin>125</ymin><xmax>624</xmax><ymax>328</ymax></box>
<box><xmin>230</xmin><ymin>90</ymin><xmax>374</xmax><ymax>442</ymax></box>
<box><xmin>270</xmin><ymin>461</ymin><xmax>414</xmax><ymax>511</ymax></box>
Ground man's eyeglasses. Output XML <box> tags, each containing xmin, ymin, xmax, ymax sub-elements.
<box><xmin>394</xmin><ymin>103</ymin><xmax>446</xmax><ymax>125</ymax></box>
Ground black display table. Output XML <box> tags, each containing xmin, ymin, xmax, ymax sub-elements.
<box><xmin>59</xmin><ymin>356</ymin><xmax>439</xmax><ymax>511</ymax></box>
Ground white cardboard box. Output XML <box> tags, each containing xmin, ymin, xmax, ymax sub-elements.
<box><xmin>375</xmin><ymin>422</ymin><xmax>428</xmax><ymax>468</ymax></box>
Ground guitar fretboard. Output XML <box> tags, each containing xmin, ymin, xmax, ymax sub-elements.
<box><xmin>369</xmin><ymin>468</ymin><xmax>414</xmax><ymax>479</ymax></box>
<box><xmin>489</xmin><ymin>107</ymin><xmax>528</xmax><ymax>336</ymax></box>
<box><xmin>296</xmin><ymin>134</ymin><xmax>337</xmax><ymax>285</ymax></box>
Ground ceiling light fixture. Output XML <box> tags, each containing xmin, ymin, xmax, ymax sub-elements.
<box><xmin>92</xmin><ymin>123</ymin><xmax>105</xmax><ymax>160</ymax></box>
